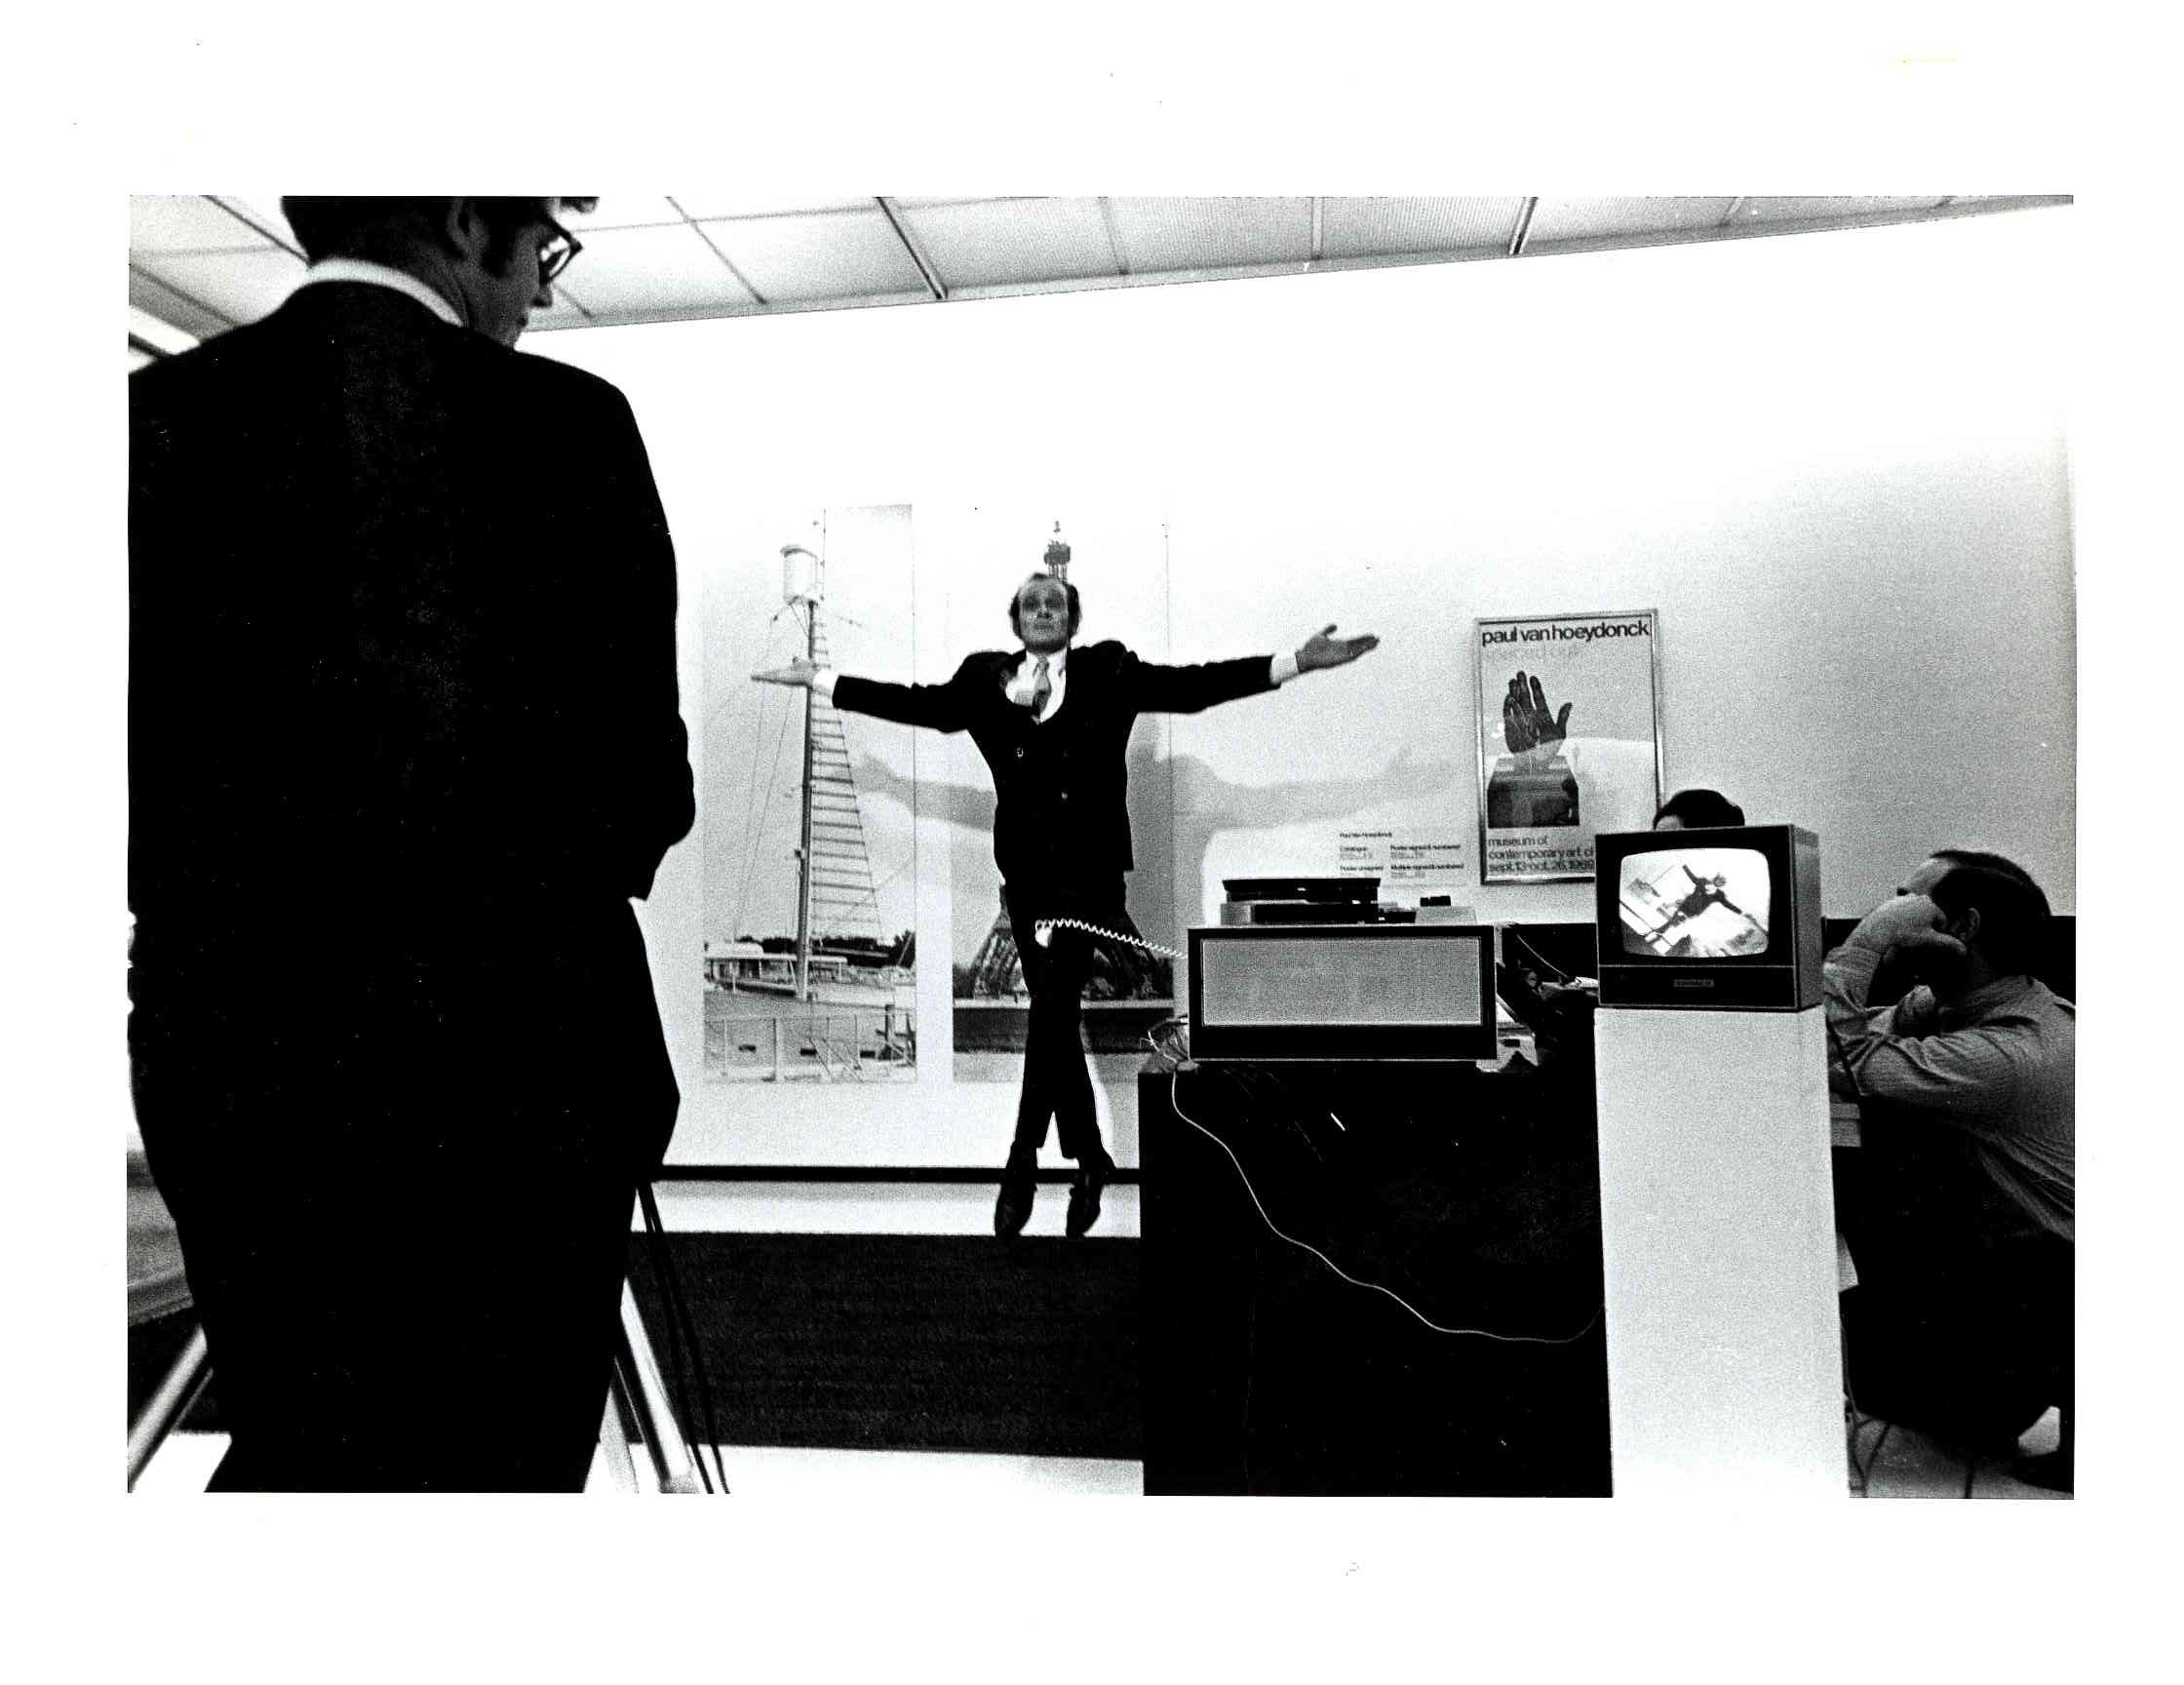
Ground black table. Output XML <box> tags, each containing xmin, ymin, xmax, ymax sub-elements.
<box><xmin>1139</xmin><ymin>1054</ymin><xmax>1612</xmax><ymax>1495</ymax></box>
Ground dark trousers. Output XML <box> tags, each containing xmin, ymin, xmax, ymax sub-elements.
<box><xmin>1002</xmin><ymin>881</ymin><xmax>1125</xmax><ymax>1167</ymax></box>
<box><xmin>139</xmin><ymin>1083</ymin><xmax>639</xmax><ymax>1493</ymax></box>
<box><xmin>1833</xmin><ymin>1150</ymin><xmax>2074</xmax><ymax>1446</ymax></box>
<box><xmin>1840</xmin><ymin>1222</ymin><xmax>2074</xmax><ymax>1447</ymax></box>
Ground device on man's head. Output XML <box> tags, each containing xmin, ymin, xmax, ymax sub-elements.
<box><xmin>1591</xmin><ymin>824</ymin><xmax>1822</xmax><ymax>1010</ymax></box>
<box><xmin>1187</xmin><ymin>923</ymin><xmax>1499</xmax><ymax>1062</ymax></box>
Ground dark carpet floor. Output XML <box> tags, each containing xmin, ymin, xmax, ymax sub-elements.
<box><xmin>130</xmin><ymin>1233</ymin><xmax>1144</xmax><ymax>1462</ymax></box>
<box><xmin>627</xmin><ymin>1233</ymin><xmax>1140</xmax><ymax>1460</ymax></box>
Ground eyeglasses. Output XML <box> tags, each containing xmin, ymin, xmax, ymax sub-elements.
<box><xmin>536</xmin><ymin>218</ymin><xmax>583</xmax><ymax>285</ymax></box>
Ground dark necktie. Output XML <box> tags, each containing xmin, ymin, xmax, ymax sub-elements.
<box><xmin>1028</xmin><ymin>654</ymin><xmax>1052</xmax><ymax>717</ymax></box>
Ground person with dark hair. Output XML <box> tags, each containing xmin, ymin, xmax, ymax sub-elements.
<box><xmin>1823</xmin><ymin>848</ymin><xmax>2074</xmax><ymax>1481</ymax></box>
<box><xmin>130</xmin><ymin>198</ymin><xmax>694</xmax><ymax>1489</ymax></box>
<box><xmin>759</xmin><ymin>554</ymin><xmax>1377</xmax><ymax>1237</ymax></box>
<box><xmin>277</xmin><ymin>197</ymin><xmax>591</xmax><ymax>345</ymax></box>
<box><xmin>1919</xmin><ymin>848</ymin><xmax>2056</xmax><ymax>978</ymax></box>
<box><xmin>1652</xmin><ymin>787</ymin><xmax>1745</xmax><ymax>830</ymax></box>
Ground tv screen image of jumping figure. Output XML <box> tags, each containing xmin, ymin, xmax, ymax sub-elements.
<box><xmin>1616</xmin><ymin>846</ymin><xmax>1772</xmax><ymax>959</ymax></box>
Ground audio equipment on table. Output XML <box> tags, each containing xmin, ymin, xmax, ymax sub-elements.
<box><xmin>1219</xmin><ymin>875</ymin><xmax>1418</xmax><ymax>927</ymax></box>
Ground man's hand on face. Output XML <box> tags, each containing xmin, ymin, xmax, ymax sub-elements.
<box><xmin>1297</xmin><ymin>625</ymin><xmax>1381</xmax><ymax>672</ymax></box>
<box><xmin>1849</xmin><ymin>891</ymin><xmax>1968</xmax><ymax>965</ymax></box>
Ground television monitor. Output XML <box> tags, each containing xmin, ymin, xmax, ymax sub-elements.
<box><xmin>1187</xmin><ymin>924</ymin><xmax>1499</xmax><ymax>1062</ymax></box>
<box><xmin>1591</xmin><ymin>825</ymin><xmax>1822</xmax><ymax>1010</ymax></box>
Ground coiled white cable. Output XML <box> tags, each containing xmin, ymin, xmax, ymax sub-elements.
<box><xmin>1033</xmin><ymin>917</ymin><xmax>1183</xmax><ymax>959</ymax></box>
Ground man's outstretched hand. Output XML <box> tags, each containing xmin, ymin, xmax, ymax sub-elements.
<box><xmin>1297</xmin><ymin>625</ymin><xmax>1380</xmax><ymax>672</ymax></box>
<box><xmin>1503</xmin><ymin>671</ymin><xmax>1572</xmax><ymax>760</ymax></box>
<box><xmin>753</xmin><ymin>656</ymin><xmax>819</xmax><ymax>687</ymax></box>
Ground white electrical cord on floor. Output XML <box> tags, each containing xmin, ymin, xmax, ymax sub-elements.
<box><xmin>1167</xmin><ymin>1071</ymin><xmax>1601</xmax><ymax>1346</ymax></box>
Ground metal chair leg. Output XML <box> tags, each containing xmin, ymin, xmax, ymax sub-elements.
<box><xmin>597</xmin><ymin>1370</ymin><xmax>644</xmax><ymax>1492</ymax></box>
<box><xmin>127</xmin><ymin>1325</ymin><xmax>212</xmax><ymax>1491</ymax></box>
<box><xmin>612</xmin><ymin>1283</ymin><xmax>708</xmax><ymax>1494</ymax></box>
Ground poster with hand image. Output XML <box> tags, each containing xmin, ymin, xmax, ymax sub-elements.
<box><xmin>1475</xmin><ymin>608</ymin><xmax>1662</xmax><ymax>882</ymax></box>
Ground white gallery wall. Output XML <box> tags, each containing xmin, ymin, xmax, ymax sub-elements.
<box><xmin>534</xmin><ymin>205</ymin><xmax>2075</xmax><ymax>1167</ymax></box>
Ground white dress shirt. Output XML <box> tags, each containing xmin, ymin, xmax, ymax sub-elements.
<box><xmin>292</xmin><ymin>256</ymin><xmax>464</xmax><ymax>329</ymax></box>
<box><xmin>1007</xmin><ymin>647</ymin><xmax>1066</xmax><ymax>722</ymax></box>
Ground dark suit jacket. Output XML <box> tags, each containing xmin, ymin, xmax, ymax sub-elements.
<box><xmin>129</xmin><ymin>282</ymin><xmax>695</xmax><ymax>1181</ymax></box>
<box><xmin>833</xmin><ymin>640</ymin><xmax>1273</xmax><ymax>893</ymax></box>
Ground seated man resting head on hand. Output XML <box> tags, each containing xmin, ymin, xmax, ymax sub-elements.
<box><xmin>1824</xmin><ymin>848</ymin><xmax>2072</xmax><ymax>1455</ymax></box>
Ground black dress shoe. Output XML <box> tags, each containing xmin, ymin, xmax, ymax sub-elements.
<box><xmin>994</xmin><ymin>1153</ymin><xmax>1036</xmax><ymax>1238</ymax></box>
<box><xmin>1066</xmin><ymin>1152</ymin><xmax>1113</xmax><ymax>1237</ymax></box>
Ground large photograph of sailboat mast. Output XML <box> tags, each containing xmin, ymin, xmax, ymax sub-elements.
<box><xmin>702</xmin><ymin>506</ymin><xmax>919</xmax><ymax>1082</ymax></box>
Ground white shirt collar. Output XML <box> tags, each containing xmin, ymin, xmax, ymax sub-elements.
<box><xmin>293</xmin><ymin>257</ymin><xmax>464</xmax><ymax>330</ymax></box>
<box><xmin>1008</xmin><ymin>644</ymin><xmax>1068</xmax><ymax>721</ymax></box>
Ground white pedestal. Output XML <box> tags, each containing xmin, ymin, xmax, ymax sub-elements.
<box><xmin>1593</xmin><ymin>1008</ymin><xmax>1844</xmax><ymax>1497</ymax></box>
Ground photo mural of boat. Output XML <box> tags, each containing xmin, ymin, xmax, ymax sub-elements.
<box><xmin>951</xmin><ymin>885</ymin><xmax>1175</xmax><ymax>1060</ymax></box>
<box><xmin>704</xmin><ymin>526</ymin><xmax>916</xmax><ymax>1082</ymax></box>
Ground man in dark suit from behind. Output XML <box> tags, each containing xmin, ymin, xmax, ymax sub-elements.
<box><xmin>130</xmin><ymin>197</ymin><xmax>696</xmax><ymax>1490</ymax></box>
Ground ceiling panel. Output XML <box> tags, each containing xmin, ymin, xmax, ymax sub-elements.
<box><xmin>698</xmin><ymin>209</ymin><xmax>928</xmax><ymax>303</ymax></box>
<box><xmin>130</xmin><ymin>269</ymin><xmax>236</xmax><ymax>338</ymax></box>
<box><xmin>670</xmin><ymin>194</ymin><xmax>876</xmax><ymax>220</ymax></box>
<box><xmin>130</xmin><ymin>305</ymin><xmax>201</xmax><ymax>355</ymax></box>
<box><xmin>563</xmin><ymin>221</ymin><xmax>760</xmax><ymax>314</ymax></box>
<box><xmin>899</xmin><ymin>197</ymin><xmax>1117</xmax><ymax>290</ymax></box>
<box><xmin>1525</xmin><ymin>195</ymin><xmax>1739</xmax><ymax>248</ymax></box>
<box><xmin>1320</xmin><ymin>196</ymin><xmax>1525</xmax><ymax>259</ymax></box>
<box><xmin>210</xmin><ymin>196</ymin><xmax>305</xmax><ymax>250</ymax></box>
<box><xmin>567</xmin><ymin>196</ymin><xmax>686</xmax><ymax>229</ymax></box>
<box><xmin>123</xmin><ymin>195</ymin><xmax>2072</xmax><ymax>342</ymax></box>
<box><xmin>892</xmin><ymin>196</ymin><xmax>1042</xmax><ymax>211</ymax></box>
<box><xmin>129</xmin><ymin>194</ymin><xmax>277</xmax><ymax>254</ymax></box>
<box><xmin>1107</xmin><ymin>197</ymin><xmax>1315</xmax><ymax>275</ymax></box>
<box><xmin>132</xmin><ymin>248</ymin><xmax>310</xmax><ymax>327</ymax></box>
<box><xmin>1735</xmin><ymin>195</ymin><xmax>1952</xmax><ymax>225</ymax></box>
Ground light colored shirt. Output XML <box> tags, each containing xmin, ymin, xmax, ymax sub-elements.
<box><xmin>1005</xmin><ymin>647</ymin><xmax>1067</xmax><ymax>721</ymax></box>
<box><xmin>811</xmin><ymin>647</ymin><xmax>1300</xmax><ymax>723</ymax></box>
<box><xmin>1824</xmin><ymin>941</ymin><xmax>2075</xmax><ymax>1242</ymax></box>
<box><xmin>292</xmin><ymin>256</ymin><xmax>463</xmax><ymax>329</ymax></box>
